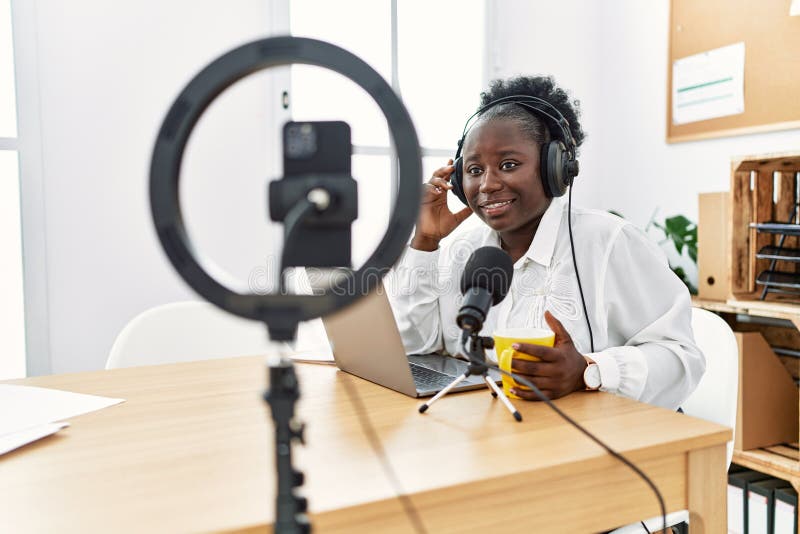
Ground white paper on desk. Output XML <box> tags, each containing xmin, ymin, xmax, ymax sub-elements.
<box><xmin>0</xmin><ymin>384</ymin><xmax>124</xmax><ymax>438</ymax></box>
<box><xmin>0</xmin><ymin>422</ymin><xmax>69</xmax><ymax>455</ymax></box>
<box><xmin>727</xmin><ymin>484</ymin><xmax>744</xmax><ymax>534</ymax></box>
<box><xmin>791</xmin><ymin>0</ymin><xmax>800</xmax><ymax>16</ymax></box>
<box><xmin>672</xmin><ymin>42</ymin><xmax>745</xmax><ymax>125</ymax></box>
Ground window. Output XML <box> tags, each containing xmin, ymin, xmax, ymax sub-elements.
<box><xmin>0</xmin><ymin>0</ymin><xmax>25</xmax><ymax>379</ymax></box>
<box><xmin>289</xmin><ymin>0</ymin><xmax>486</xmax><ymax>266</ymax></box>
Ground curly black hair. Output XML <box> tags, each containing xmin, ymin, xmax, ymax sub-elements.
<box><xmin>476</xmin><ymin>75</ymin><xmax>586</xmax><ymax>150</ymax></box>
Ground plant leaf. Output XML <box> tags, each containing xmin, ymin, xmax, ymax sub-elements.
<box><xmin>665</xmin><ymin>215</ymin><xmax>692</xmax><ymax>235</ymax></box>
<box><xmin>671</xmin><ymin>265</ymin><xmax>697</xmax><ymax>295</ymax></box>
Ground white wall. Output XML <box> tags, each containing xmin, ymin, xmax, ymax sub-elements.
<box><xmin>490</xmin><ymin>0</ymin><xmax>800</xmax><ymax>265</ymax></box>
<box><xmin>488</xmin><ymin>1</ymin><xmax>604</xmax><ymax>211</ymax></box>
<box><xmin>23</xmin><ymin>1</ymin><xmax>288</xmax><ymax>373</ymax></box>
<box><xmin>25</xmin><ymin>1</ymin><xmax>800</xmax><ymax>374</ymax></box>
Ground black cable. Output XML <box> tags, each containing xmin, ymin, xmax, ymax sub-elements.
<box><xmin>568</xmin><ymin>177</ymin><xmax>658</xmax><ymax>532</ymax></box>
<box><xmin>454</xmin><ymin>343</ymin><xmax>667</xmax><ymax>534</ymax></box>
<box><xmin>568</xmin><ymin>185</ymin><xmax>594</xmax><ymax>353</ymax></box>
<box><xmin>279</xmin><ymin>198</ymin><xmax>318</xmax><ymax>295</ymax></box>
<box><xmin>567</xmin><ymin>178</ymin><xmax>657</xmax><ymax>532</ymax></box>
<box><xmin>340</xmin><ymin>375</ymin><xmax>428</xmax><ymax>534</ymax></box>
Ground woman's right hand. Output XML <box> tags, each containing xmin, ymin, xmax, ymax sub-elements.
<box><xmin>411</xmin><ymin>159</ymin><xmax>473</xmax><ymax>251</ymax></box>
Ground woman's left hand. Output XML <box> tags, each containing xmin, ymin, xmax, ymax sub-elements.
<box><xmin>509</xmin><ymin>311</ymin><xmax>588</xmax><ymax>401</ymax></box>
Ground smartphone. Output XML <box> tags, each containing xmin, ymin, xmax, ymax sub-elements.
<box><xmin>283</xmin><ymin>121</ymin><xmax>351</xmax><ymax>177</ymax></box>
<box><xmin>271</xmin><ymin>121</ymin><xmax>356</xmax><ymax>268</ymax></box>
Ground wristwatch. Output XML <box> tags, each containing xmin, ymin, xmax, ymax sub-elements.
<box><xmin>583</xmin><ymin>357</ymin><xmax>601</xmax><ymax>390</ymax></box>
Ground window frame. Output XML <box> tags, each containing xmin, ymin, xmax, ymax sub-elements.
<box><xmin>10</xmin><ymin>0</ymin><xmax>49</xmax><ymax>376</ymax></box>
<box><xmin>289</xmin><ymin>0</ymin><xmax>489</xmax><ymax>178</ymax></box>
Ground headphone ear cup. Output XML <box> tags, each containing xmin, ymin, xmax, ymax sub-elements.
<box><xmin>450</xmin><ymin>157</ymin><xmax>468</xmax><ymax>206</ymax></box>
<box><xmin>541</xmin><ymin>141</ymin><xmax>568</xmax><ymax>198</ymax></box>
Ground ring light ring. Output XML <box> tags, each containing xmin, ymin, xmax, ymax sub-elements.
<box><xmin>150</xmin><ymin>36</ymin><xmax>421</xmax><ymax>325</ymax></box>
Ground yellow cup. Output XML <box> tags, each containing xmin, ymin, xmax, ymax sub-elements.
<box><xmin>494</xmin><ymin>327</ymin><xmax>555</xmax><ymax>399</ymax></box>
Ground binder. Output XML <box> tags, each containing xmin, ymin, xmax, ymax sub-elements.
<box><xmin>774</xmin><ymin>487</ymin><xmax>798</xmax><ymax>534</ymax></box>
<box><xmin>748</xmin><ymin>479</ymin><xmax>791</xmax><ymax>534</ymax></box>
<box><xmin>728</xmin><ymin>470</ymin><xmax>771</xmax><ymax>534</ymax></box>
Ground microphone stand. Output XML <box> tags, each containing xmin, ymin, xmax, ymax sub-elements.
<box><xmin>418</xmin><ymin>330</ymin><xmax>522</xmax><ymax>422</ymax></box>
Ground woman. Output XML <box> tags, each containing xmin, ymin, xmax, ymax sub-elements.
<box><xmin>390</xmin><ymin>75</ymin><xmax>704</xmax><ymax>409</ymax></box>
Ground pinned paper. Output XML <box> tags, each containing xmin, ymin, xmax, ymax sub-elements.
<box><xmin>672</xmin><ymin>42</ymin><xmax>745</xmax><ymax>125</ymax></box>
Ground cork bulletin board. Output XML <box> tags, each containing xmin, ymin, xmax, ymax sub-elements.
<box><xmin>667</xmin><ymin>0</ymin><xmax>800</xmax><ymax>143</ymax></box>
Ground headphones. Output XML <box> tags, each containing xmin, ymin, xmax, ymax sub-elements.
<box><xmin>449</xmin><ymin>95</ymin><xmax>580</xmax><ymax>205</ymax></box>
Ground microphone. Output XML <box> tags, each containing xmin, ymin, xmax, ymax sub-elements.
<box><xmin>456</xmin><ymin>246</ymin><xmax>514</xmax><ymax>333</ymax></box>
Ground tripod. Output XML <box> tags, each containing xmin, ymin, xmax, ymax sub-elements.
<box><xmin>263</xmin><ymin>342</ymin><xmax>310</xmax><ymax>534</ymax></box>
<box><xmin>418</xmin><ymin>331</ymin><xmax>522</xmax><ymax>422</ymax></box>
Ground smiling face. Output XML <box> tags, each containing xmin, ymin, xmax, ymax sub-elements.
<box><xmin>461</xmin><ymin>117</ymin><xmax>551</xmax><ymax>238</ymax></box>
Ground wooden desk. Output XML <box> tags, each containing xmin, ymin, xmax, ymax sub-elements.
<box><xmin>1</xmin><ymin>356</ymin><xmax>730</xmax><ymax>533</ymax></box>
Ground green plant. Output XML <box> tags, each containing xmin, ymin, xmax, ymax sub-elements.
<box><xmin>652</xmin><ymin>215</ymin><xmax>697</xmax><ymax>295</ymax></box>
<box><xmin>653</xmin><ymin>215</ymin><xmax>697</xmax><ymax>295</ymax></box>
<box><xmin>654</xmin><ymin>215</ymin><xmax>697</xmax><ymax>263</ymax></box>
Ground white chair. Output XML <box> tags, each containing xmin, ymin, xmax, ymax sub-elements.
<box><xmin>106</xmin><ymin>300</ymin><xmax>332</xmax><ymax>369</ymax></box>
<box><xmin>611</xmin><ymin>307</ymin><xmax>739</xmax><ymax>533</ymax></box>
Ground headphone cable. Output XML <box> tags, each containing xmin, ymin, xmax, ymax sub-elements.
<box><xmin>565</xmin><ymin>187</ymin><xmax>661</xmax><ymax>531</ymax></box>
<box><xmin>568</xmin><ymin>185</ymin><xmax>594</xmax><ymax>353</ymax></box>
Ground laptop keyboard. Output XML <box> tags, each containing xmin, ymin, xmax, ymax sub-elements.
<box><xmin>410</xmin><ymin>363</ymin><xmax>461</xmax><ymax>391</ymax></box>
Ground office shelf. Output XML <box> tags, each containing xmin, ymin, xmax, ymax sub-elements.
<box><xmin>756</xmin><ymin>270</ymin><xmax>800</xmax><ymax>291</ymax></box>
<box><xmin>731</xmin><ymin>153</ymin><xmax>800</xmax><ymax>302</ymax></box>
<box><xmin>750</xmin><ymin>222</ymin><xmax>800</xmax><ymax>236</ymax></box>
<box><xmin>733</xmin><ymin>445</ymin><xmax>800</xmax><ymax>487</ymax></box>
<box><xmin>694</xmin><ymin>297</ymin><xmax>800</xmax><ymax>491</ymax></box>
<box><xmin>692</xmin><ymin>297</ymin><xmax>800</xmax><ymax>326</ymax></box>
<box><xmin>757</xmin><ymin>246</ymin><xmax>800</xmax><ymax>262</ymax></box>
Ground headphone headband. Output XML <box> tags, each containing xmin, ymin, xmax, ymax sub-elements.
<box><xmin>454</xmin><ymin>95</ymin><xmax>577</xmax><ymax>162</ymax></box>
<box><xmin>449</xmin><ymin>93</ymin><xmax>580</xmax><ymax>202</ymax></box>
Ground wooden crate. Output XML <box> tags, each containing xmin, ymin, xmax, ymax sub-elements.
<box><xmin>730</xmin><ymin>152</ymin><xmax>800</xmax><ymax>302</ymax></box>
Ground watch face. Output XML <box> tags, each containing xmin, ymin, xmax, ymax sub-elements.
<box><xmin>584</xmin><ymin>364</ymin><xmax>601</xmax><ymax>389</ymax></box>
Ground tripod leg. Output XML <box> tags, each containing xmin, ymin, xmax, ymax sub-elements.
<box><xmin>485</xmin><ymin>377</ymin><xmax>522</xmax><ymax>422</ymax></box>
<box><xmin>419</xmin><ymin>372</ymin><xmax>470</xmax><ymax>413</ymax></box>
<box><xmin>483</xmin><ymin>375</ymin><xmax>498</xmax><ymax>397</ymax></box>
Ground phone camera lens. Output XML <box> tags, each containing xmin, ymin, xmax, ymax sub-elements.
<box><xmin>285</xmin><ymin>123</ymin><xmax>317</xmax><ymax>159</ymax></box>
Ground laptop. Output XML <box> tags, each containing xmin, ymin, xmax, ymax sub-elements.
<box><xmin>313</xmin><ymin>277</ymin><xmax>500</xmax><ymax>398</ymax></box>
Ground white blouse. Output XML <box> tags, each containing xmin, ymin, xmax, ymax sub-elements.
<box><xmin>388</xmin><ymin>196</ymin><xmax>705</xmax><ymax>410</ymax></box>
